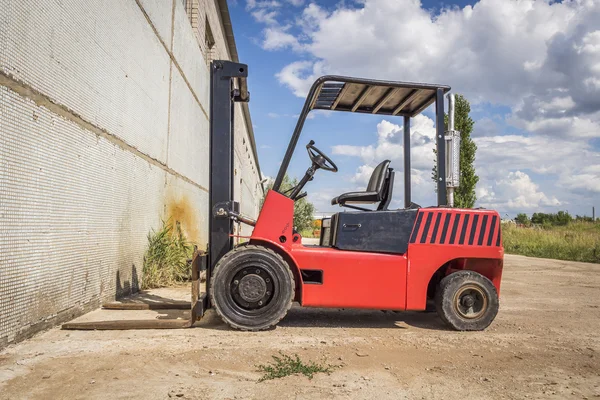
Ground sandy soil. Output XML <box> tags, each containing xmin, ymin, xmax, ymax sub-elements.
<box><xmin>1</xmin><ymin>254</ymin><xmax>599</xmax><ymax>400</ymax></box>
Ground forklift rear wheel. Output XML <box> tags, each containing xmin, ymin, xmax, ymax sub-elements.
<box><xmin>210</xmin><ymin>245</ymin><xmax>295</xmax><ymax>331</ymax></box>
<box><xmin>435</xmin><ymin>270</ymin><xmax>498</xmax><ymax>331</ymax></box>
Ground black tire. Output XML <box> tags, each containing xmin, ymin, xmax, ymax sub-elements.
<box><xmin>210</xmin><ymin>245</ymin><xmax>295</xmax><ymax>331</ymax></box>
<box><xmin>435</xmin><ymin>270</ymin><xmax>499</xmax><ymax>331</ymax></box>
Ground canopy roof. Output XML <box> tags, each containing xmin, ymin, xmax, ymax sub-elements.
<box><xmin>308</xmin><ymin>76</ymin><xmax>450</xmax><ymax>117</ymax></box>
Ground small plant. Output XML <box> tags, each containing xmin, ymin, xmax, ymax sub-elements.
<box><xmin>142</xmin><ymin>219</ymin><xmax>195</xmax><ymax>289</ymax></box>
<box><xmin>256</xmin><ymin>352</ymin><xmax>333</xmax><ymax>382</ymax></box>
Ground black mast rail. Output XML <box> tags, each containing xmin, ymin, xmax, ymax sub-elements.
<box><xmin>209</xmin><ymin>61</ymin><xmax>250</xmax><ymax>299</ymax></box>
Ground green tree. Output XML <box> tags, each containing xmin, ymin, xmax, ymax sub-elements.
<box><xmin>431</xmin><ymin>94</ymin><xmax>479</xmax><ymax>208</ymax></box>
<box><xmin>262</xmin><ymin>175</ymin><xmax>315</xmax><ymax>233</ymax></box>
<box><xmin>531</xmin><ymin>211</ymin><xmax>573</xmax><ymax>226</ymax></box>
<box><xmin>515</xmin><ymin>213</ymin><xmax>530</xmax><ymax>226</ymax></box>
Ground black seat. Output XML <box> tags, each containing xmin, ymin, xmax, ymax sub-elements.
<box><xmin>331</xmin><ymin>160</ymin><xmax>394</xmax><ymax>211</ymax></box>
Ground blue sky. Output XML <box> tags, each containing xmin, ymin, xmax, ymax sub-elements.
<box><xmin>229</xmin><ymin>0</ymin><xmax>600</xmax><ymax>217</ymax></box>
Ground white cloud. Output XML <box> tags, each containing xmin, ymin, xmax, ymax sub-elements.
<box><xmin>508</xmin><ymin>110</ymin><xmax>600</xmax><ymax>138</ymax></box>
<box><xmin>276</xmin><ymin>1</ymin><xmax>589</xmax><ymax>99</ymax></box>
<box><xmin>251</xmin><ymin>9</ymin><xmax>279</xmax><ymax>25</ymax></box>
<box><xmin>246</xmin><ymin>0</ymin><xmax>282</xmax><ymax>24</ymax></box>
<box><xmin>558</xmin><ymin>164</ymin><xmax>600</xmax><ymax>194</ymax></box>
<box><xmin>263</xmin><ymin>27</ymin><xmax>302</xmax><ymax>50</ymax></box>
<box><xmin>331</xmin><ymin>116</ymin><xmax>438</xmax><ymax>206</ymax></box>
<box><xmin>474</xmin><ymin>133</ymin><xmax>599</xmax><ymax>210</ymax></box>
<box><xmin>329</xmin><ymin>115</ymin><xmax>599</xmax><ymax>213</ymax></box>
<box><xmin>265</xmin><ymin>0</ymin><xmax>600</xmax><ymax>139</ymax></box>
<box><xmin>275</xmin><ymin>61</ymin><xmax>325</xmax><ymax>97</ymax></box>
<box><xmin>246</xmin><ymin>0</ymin><xmax>280</xmax><ymax>10</ymax></box>
<box><xmin>478</xmin><ymin>171</ymin><xmax>560</xmax><ymax>210</ymax></box>
<box><xmin>474</xmin><ymin>134</ymin><xmax>595</xmax><ymax>175</ymax></box>
<box><xmin>352</xmin><ymin>165</ymin><xmax>374</xmax><ymax>185</ymax></box>
<box><xmin>250</xmin><ymin>0</ymin><xmax>600</xmax><ymax>214</ymax></box>
<box><xmin>332</xmin><ymin>115</ymin><xmax>436</xmax><ymax>170</ymax></box>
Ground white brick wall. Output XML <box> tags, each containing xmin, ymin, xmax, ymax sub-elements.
<box><xmin>1</xmin><ymin>0</ymin><xmax>172</xmax><ymax>162</ymax></box>
<box><xmin>168</xmin><ymin>67</ymin><xmax>210</xmax><ymax>190</ymax></box>
<box><xmin>0</xmin><ymin>0</ymin><xmax>261</xmax><ymax>347</ymax></box>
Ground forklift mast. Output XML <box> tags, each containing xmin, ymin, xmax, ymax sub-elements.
<box><xmin>208</xmin><ymin>60</ymin><xmax>250</xmax><ymax>295</ymax></box>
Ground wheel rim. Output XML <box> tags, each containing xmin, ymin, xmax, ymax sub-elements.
<box><xmin>230</xmin><ymin>266</ymin><xmax>275</xmax><ymax>310</ymax></box>
<box><xmin>453</xmin><ymin>284</ymin><xmax>488</xmax><ymax>319</ymax></box>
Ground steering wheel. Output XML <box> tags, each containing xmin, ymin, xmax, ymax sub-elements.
<box><xmin>306</xmin><ymin>140</ymin><xmax>338</xmax><ymax>172</ymax></box>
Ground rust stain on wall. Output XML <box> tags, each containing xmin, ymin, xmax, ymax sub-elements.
<box><xmin>166</xmin><ymin>195</ymin><xmax>203</xmax><ymax>245</ymax></box>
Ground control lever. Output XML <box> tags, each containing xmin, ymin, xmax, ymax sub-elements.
<box><xmin>294</xmin><ymin>192</ymin><xmax>307</xmax><ymax>201</ymax></box>
<box><xmin>288</xmin><ymin>164</ymin><xmax>316</xmax><ymax>199</ymax></box>
<box><xmin>214</xmin><ymin>201</ymin><xmax>256</xmax><ymax>226</ymax></box>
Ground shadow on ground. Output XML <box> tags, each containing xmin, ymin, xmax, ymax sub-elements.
<box><xmin>278</xmin><ymin>306</ymin><xmax>447</xmax><ymax>331</ymax></box>
<box><xmin>195</xmin><ymin>305</ymin><xmax>448</xmax><ymax>331</ymax></box>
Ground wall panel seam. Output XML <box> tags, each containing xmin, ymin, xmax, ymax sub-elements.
<box><xmin>0</xmin><ymin>71</ymin><xmax>208</xmax><ymax>194</ymax></box>
<box><xmin>134</xmin><ymin>0</ymin><xmax>209</xmax><ymax>120</ymax></box>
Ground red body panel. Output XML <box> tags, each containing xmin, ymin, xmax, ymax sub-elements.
<box><xmin>292</xmin><ymin>247</ymin><xmax>407</xmax><ymax>309</ymax></box>
<box><xmin>250</xmin><ymin>190</ymin><xmax>503</xmax><ymax>311</ymax></box>
<box><xmin>406</xmin><ymin>209</ymin><xmax>504</xmax><ymax>310</ymax></box>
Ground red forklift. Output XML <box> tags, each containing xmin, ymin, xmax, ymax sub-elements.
<box><xmin>63</xmin><ymin>60</ymin><xmax>503</xmax><ymax>332</ymax></box>
<box><xmin>206</xmin><ymin>61</ymin><xmax>504</xmax><ymax>332</ymax></box>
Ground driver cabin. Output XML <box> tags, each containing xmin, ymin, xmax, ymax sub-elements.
<box><xmin>271</xmin><ymin>77</ymin><xmax>451</xmax><ymax>254</ymax></box>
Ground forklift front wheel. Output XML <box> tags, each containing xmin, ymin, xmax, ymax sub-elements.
<box><xmin>210</xmin><ymin>245</ymin><xmax>295</xmax><ymax>331</ymax></box>
<box><xmin>435</xmin><ymin>270</ymin><xmax>499</xmax><ymax>331</ymax></box>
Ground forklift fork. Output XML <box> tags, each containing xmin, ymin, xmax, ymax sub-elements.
<box><xmin>62</xmin><ymin>252</ymin><xmax>208</xmax><ymax>330</ymax></box>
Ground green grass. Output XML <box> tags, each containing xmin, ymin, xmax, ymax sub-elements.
<box><xmin>300</xmin><ymin>229</ymin><xmax>317</xmax><ymax>238</ymax></box>
<box><xmin>502</xmin><ymin>221</ymin><xmax>600</xmax><ymax>264</ymax></box>
<box><xmin>256</xmin><ymin>352</ymin><xmax>333</xmax><ymax>382</ymax></box>
<box><xmin>142</xmin><ymin>219</ymin><xmax>195</xmax><ymax>289</ymax></box>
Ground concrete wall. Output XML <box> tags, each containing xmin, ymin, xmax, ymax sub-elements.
<box><xmin>0</xmin><ymin>0</ymin><xmax>262</xmax><ymax>347</ymax></box>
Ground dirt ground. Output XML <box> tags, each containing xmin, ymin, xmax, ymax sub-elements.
<box><xmin>1</xmin><ymin>254</ymin><xmax>599</xmax><ymax>400</ymax></box>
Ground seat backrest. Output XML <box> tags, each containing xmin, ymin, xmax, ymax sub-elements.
<box><xmin>366</xmin><ymin>160</ymin><xmax>391</xmax><ymax>196</ymax></box>
<box><xmin>377</xmin><ymin>169</ymin><xmax>394</xmax><ymax>210</ymax></box>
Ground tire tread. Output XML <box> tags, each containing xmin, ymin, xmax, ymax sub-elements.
<box><xmin>209</xmin><ymin>245</ymin><xmax>295</xmax><ymax>331</ymax></box>
<box><xmin>435</xmin><ymin>270</ymin><xmax>499</xmax><ymax>331</ymax></box>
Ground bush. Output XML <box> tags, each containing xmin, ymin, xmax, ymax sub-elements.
<box><xmin>515</xmin><ymin>213</ymin><xmax>530</xmax><ymax>226</ymax></box>
<box><xmin>142</xmin><ymin>219</ymin><xmax>195</xmax><ymax>289</ymax></box>
<box><xmin>576</xmin><ymin>215</ymin><xmax>594</xmax><ymax>223</ymax></box>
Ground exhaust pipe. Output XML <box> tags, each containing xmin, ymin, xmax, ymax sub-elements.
<box><xmin>448</xmin><ymin>93</ymin><xmax>455</xmax><ymax>131</ymax></box>
<box><xmin>445</xmin><ymin>94</ymin><xmax>460</xmax><ymax>207</ymax></box>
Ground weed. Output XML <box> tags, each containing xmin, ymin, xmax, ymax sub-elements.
<box><xmin>256</xmin><ymin>352</ymin><xmax>333</xmax><ymax>382</ymax></box>
<box><xmin>142</xmin><ymin>219</ymin><xmax>195</xmax><ymax>289</ymax></box>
